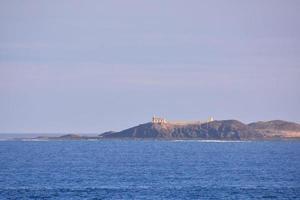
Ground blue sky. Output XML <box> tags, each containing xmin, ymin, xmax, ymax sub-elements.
<box><xmin>0</xmin><ymin>0</ymin><xmax>299</xmax><ymax>133</ymax></box>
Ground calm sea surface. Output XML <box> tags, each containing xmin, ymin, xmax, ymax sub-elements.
<box><xmin>0</xmin><ymin>140</ymin><xmax>299</xmax><ymax>199</ymax></box>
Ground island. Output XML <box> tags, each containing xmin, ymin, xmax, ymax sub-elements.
<box><xmin>100</xmin><ymin>117</ymin><xmax>300</xmax><ymax>140</ymax></box>
<box><xmin>10</xmin><ymin>116</ymin><xmax>299</xmax><ymax>141</ymax></box>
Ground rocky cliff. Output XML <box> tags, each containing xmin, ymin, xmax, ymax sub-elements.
<box><xmin>248</xmin><ymin>120</ymin><xmax>300</xmax><ymax>138</ymax></box>
<box><xmin>101</xmin><ymin>120</ymin><xmax>300</xmax><ymax>140</ymax></box>
<box><xmin>101</xmin><ymin>120</ymin><xmax>264</xmax><ymax>140</ymax></box>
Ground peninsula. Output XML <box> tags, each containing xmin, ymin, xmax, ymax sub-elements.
<box><xmin>13</xmin><ymin>116</ymin><xmax>300</xmax><ymax>141</ymax></box>
<box><xmin>100</xmin><ymin>117</ymin><xmax>300</xmax><ymax>140</ymax></box>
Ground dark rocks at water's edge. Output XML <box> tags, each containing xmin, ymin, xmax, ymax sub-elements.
<box><xmin>27</xmin><ymin>133</ymin><xmax>100</xmax><ymax>141</ymax></box>
<box><xmin>58</xmin><ymin>134</ymin><xmax>82</xmax><ymax>139</ymax></box>
<box><xmin>100</xmin><ymin>131</ymin><xmax>116</xmax><ymax>137</ymax></box>
<box><xmin>100</xmin><ymin>120</ymin><xmax>300</xmax><ymax>140</ymax></box>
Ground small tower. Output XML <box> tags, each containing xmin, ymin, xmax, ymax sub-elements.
<box><xmin>208</xmin><ymin>116</ymin><xmax>214</xmax><ymax>122</ymax></box>
<box><xmin>152</xmin><ymin>115</ymin><xmax>156</xmax><ymax>123</ymax></box>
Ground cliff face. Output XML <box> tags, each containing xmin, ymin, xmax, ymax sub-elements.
<box><xmin>249</xmin><ymin>120</ymin><xmax>300</xmax><ymax>138</ymax></box>
<box><xmin>101</xmin><ymin>120</ymin><xmax>264</xmax><ymax>140</ymax></box>
<box><xmin>202</xmin><ymin>120</ymin><xmax>263</xmax><ymax>139</ymax></box>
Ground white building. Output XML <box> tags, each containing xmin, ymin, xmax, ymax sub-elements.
<box><xmin>152</xmin><ymin>116</ymin><xmax>167</xmax><ymax>124</ymax></box>
<box><xmin>152</xmin><ymin>116</ymin><xmax>214</xmax><ymax>124</ymax></box>
<box><xmin>208</xmin><ymin>116</ymin><xmax>214</xmax><ymax>122</ymax></box>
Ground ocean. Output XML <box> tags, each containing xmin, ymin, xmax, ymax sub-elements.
<box><xmin>0</xmin><ymin>140</ymin><xmax>299</xmax><ymax>199</ymax></box>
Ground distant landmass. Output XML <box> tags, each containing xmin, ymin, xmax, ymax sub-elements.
<box><xmin>4</xmin><ymin>118</ymin><xmax>300</xmax><ymax>141</ymax></box>
<box><xmin>101</xmin><ymin>120</ymin><xmax>300</xmax><ymax>140</ymax></box>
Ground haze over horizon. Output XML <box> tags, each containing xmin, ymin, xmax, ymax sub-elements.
<box><xmin>0</xmin><ymin>0</ymin><xmax>299</xmax><ymax>133</ymax></box>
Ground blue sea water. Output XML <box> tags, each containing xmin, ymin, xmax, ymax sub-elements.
<box><xmin>0</xmin><ymin>140</ymin><xmax>299</xmax><ymax>199</ymax></box>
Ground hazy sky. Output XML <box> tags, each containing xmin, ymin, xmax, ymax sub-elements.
<box><xmin>0</xmin><ymin>0</ymin><xmax>299</xmax><ymax>133</ymax></box>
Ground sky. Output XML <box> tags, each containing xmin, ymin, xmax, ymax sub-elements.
<box><xmin>0</xmin><ymin>0</ymin><xmax>299</xmax><ymax>133</ymax></box>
